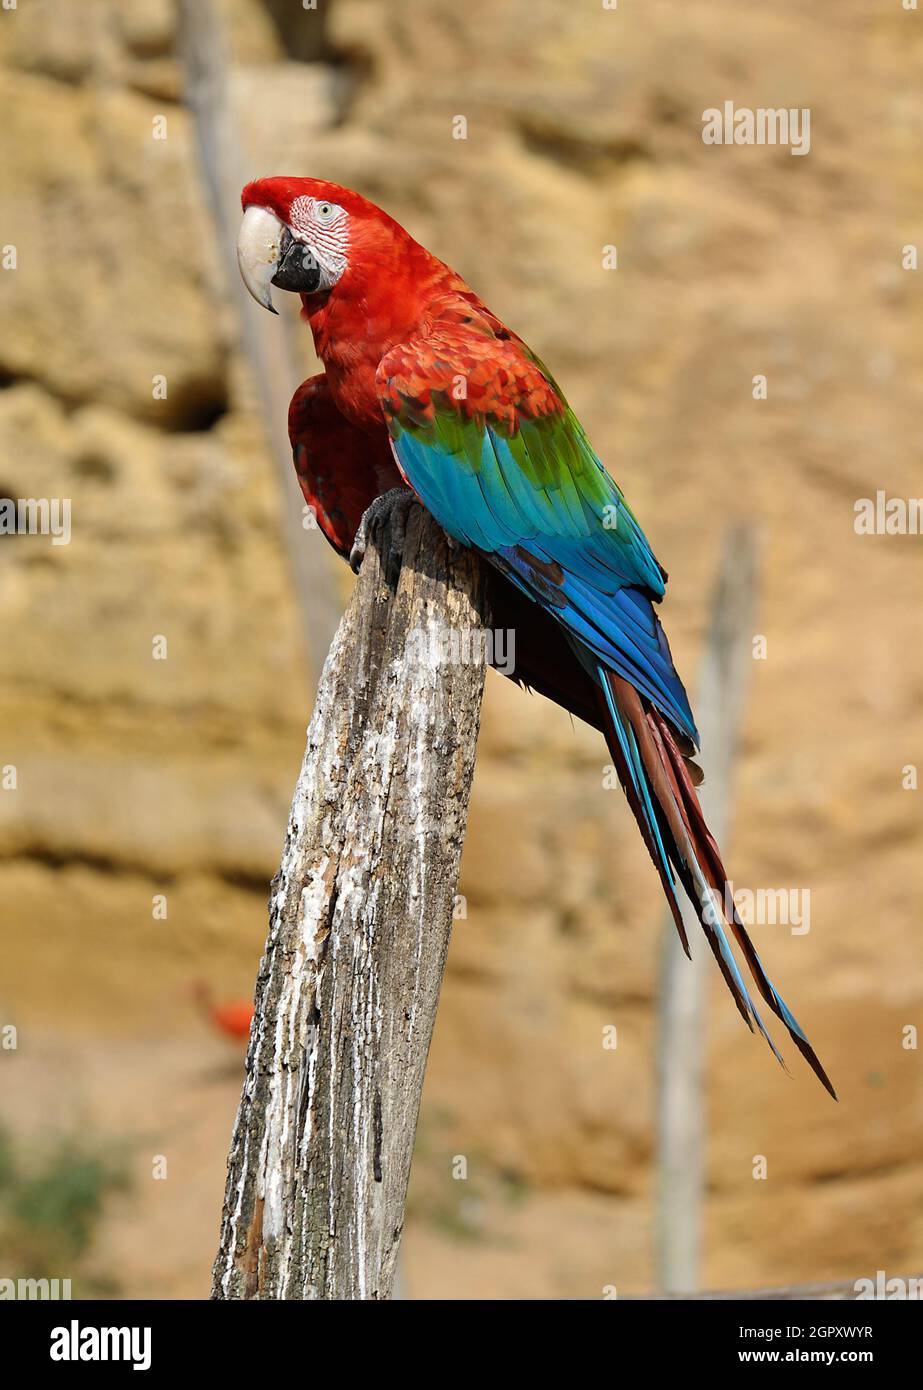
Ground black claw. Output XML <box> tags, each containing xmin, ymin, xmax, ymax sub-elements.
<box><xmin>350</xmin><ymin>489</ymin><xmax>414</xmax><ymax>586</ymax></box>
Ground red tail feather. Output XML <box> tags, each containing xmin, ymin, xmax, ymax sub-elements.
<box><xmin>599</xmin><ymin>671</ymin><xmax>836</xmax><ymax>1098</ymax></box>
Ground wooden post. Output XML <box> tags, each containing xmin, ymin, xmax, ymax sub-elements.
<box><xmin>178</xmin><ymin>0</ymin><xmax>341</xmax><ymax>675</ymax></box>
<box><xmin>212</xmin><ymin>506</ymin><xmax>491</xmax><ymax>1300</ymax></box>
<box><xmin>655</xmin><ymin>526</ymin><xmax>760</xmax><ymax>1293</ymax></box>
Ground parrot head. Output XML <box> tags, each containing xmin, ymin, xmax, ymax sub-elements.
<box><xmin>236</xmin><ymin>176</ymin><xmax>407</xmax><ymax>314</ymax></box>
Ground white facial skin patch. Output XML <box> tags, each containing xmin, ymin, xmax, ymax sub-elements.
<box><xmin>289</xmin><ymin>195</ymin><xmax>350</xmax><ymax>286</ymax></box>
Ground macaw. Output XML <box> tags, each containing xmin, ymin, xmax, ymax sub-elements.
<box><xmin>237</xmin><ymin>177</ymin><xmax>834</xmax><ymax>1097</ymax></box>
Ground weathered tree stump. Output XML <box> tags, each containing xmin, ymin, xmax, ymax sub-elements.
<box><xmin>212</xmin><ymin>505</ymin><xmax>491</xmax><ymax>1300</ymax></box>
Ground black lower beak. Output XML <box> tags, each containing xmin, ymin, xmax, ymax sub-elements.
<box><xmin>271</xmin><ymin>230</ymin><xmax>322</xmax><ymax>294</ymax></box>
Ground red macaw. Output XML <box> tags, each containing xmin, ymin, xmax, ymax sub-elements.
<box><xmin>237</xmin><ymin>177</ymin><xmax>834</xmax><ymax>1097</ymax></box>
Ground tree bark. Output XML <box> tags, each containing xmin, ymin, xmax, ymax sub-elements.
<box><xmin>212</xmin><ymin>505</ymin><xmax>491</xmax><ymax>1300</ymax></box>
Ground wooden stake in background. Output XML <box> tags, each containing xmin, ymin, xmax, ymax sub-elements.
<box><xmin>212</xmin><ymin>506</ymin><xmax>491</xmax><ymax>1300</ymax></box>
<box><xmin>655</xmin><ymin>525</ymin><xmax>760</xmax><ymax>1294</ymax></box>
<box><xmin>178</xmin><ymin>0</ymin><xmax>341</xmax><ymax>676</ymax></box>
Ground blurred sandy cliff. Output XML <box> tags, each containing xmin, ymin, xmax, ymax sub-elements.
<box><xmin>0</xmin><ymin>0</ymin><xmax>921</xmax><ymax>1298</ymax></box>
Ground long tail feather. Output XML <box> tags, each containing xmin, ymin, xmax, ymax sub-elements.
<box><xmin>648</xmin><ymin>707</ymin><xmax>837</xmax><ymax>1098</ymax></box>
<box><xmin>598</xmin><ymin>666</ymin><xmax>836</xmax><ymax>1099</ymax></box>
<box><xmin>594</xmin><ymin>682</ymin><xmax>690</xmax><ymax>958</ymax></box>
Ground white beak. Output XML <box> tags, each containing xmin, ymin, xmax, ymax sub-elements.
<box><xmin>237</xmin><ymin>204</ymin><xmax>286</xmax><ymax>314</ymax></box>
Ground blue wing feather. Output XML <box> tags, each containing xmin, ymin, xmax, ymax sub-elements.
<box><xmin>390</xmin><ymin>424</ymin><xmax>698</xmax><ymax>743</ymax></box>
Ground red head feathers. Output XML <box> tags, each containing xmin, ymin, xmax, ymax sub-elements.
<box><xmin>237</xmin><ymin>176</ymin><xmax>476</xmax><ymax>427</ymax></box>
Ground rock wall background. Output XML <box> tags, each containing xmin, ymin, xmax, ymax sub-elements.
<box><xmin>0</xmin><ymin>0</ymin><xmax>920</xmax><ymax>1298</ymax></box>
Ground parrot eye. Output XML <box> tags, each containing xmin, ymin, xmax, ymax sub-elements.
<box><xmin>315</xmin><ymin>201</ymin><xmax>339</xmax><ymax>222</ymax></box>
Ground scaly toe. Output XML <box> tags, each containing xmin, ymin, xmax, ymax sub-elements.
<box><xmin>350</xmin><ymin>488</ymin><xmax>415</xmax><ymax>580</ymax></box>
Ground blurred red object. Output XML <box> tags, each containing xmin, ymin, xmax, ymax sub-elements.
<box><xmin>192</xmin><ymin>981</ymin><xmax>254</xmax><ymax>1041</ymax></box>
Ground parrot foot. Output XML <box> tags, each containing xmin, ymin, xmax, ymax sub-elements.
<box><xmin>350</xmin><ymin>486</ymin><xmax>416</xmax><ymax>584</ymax></box>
